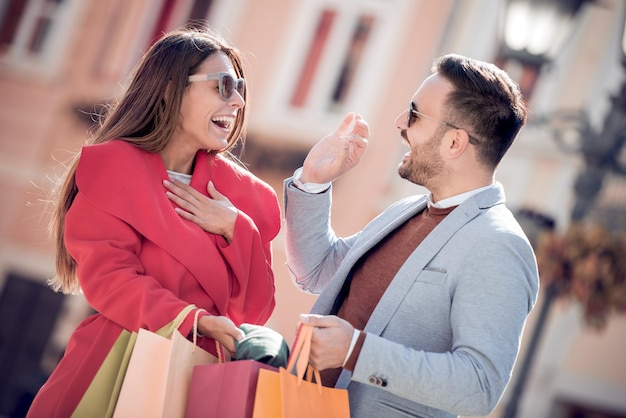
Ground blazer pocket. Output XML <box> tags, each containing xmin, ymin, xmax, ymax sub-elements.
<box><xmin>377</xmin><ymin>398</ymin><xmax>436</xmax><ymax>418</ymax></box>
<box><xmin>415</xmin><ymin>268</ymin><xmax>447</xmax><ymax>285</ymax></box>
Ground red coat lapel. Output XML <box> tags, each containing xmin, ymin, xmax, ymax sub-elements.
<box><xmin>75</xmin><ymin>141</ymin><xmax>229</xmax><ymax>313</ymax></box>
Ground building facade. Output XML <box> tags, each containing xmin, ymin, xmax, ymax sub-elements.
<box><xmin>0</xmin><ymin>0</ymin><xmax>624</xmax><ymax>417</ymax></box>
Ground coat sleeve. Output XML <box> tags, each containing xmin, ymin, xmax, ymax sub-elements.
<box><xmin>65</xmin><ymin>192</ymin><xmax>193</xmax><ymax>335</ymax></box>
<box><xmin>216</xmin><ymin>209</ymin><xmax>276</xmax><ymax>325</ymax></box>
<box><xmin>208</xmin><ymin>157</ymin><xmax>281</xmax><ymax>325</ymax></box>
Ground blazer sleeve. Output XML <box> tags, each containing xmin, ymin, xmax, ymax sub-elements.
<box><xmin>283</xmin><ymin>178</ymin><xmax>357</xmax><ymax>294</ymax></box>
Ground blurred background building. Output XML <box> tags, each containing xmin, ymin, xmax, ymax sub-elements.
<box><xmin>0</xmin><ymin>0</ymin><xmax>624</xmax><ymax>417</ymax></box>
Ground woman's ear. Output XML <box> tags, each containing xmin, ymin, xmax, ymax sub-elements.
<box><xmin>164</xmin><ymin>80</ymin><xmax>173</xmax><ymax>102</ymax></box>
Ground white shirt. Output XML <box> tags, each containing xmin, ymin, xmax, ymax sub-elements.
<box><xmin>167</xmin><ymin>170</ymin><xmax>192</xmax><ymax>185</ymax></box>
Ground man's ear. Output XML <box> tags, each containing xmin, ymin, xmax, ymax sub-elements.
<box><xmin>446</xmin><ymin>129</ymin><xmax>470</xmax><ymax>159</ymax></box>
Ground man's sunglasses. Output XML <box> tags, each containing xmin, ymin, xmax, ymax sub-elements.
<box><xmin>408</xmin><ymin>102</ymin><xmax>479</xmax><ymax>145</ymax></box>
<box><xmin>188</xmin><ymin>72</ymin><xmax>245</xmax><ymax>101</ymax></box>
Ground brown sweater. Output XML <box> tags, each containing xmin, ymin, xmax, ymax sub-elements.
<box><xmin>321</xmin><ymin>204</ymin><xmax>456</xmax><ymax>387</ymax></box>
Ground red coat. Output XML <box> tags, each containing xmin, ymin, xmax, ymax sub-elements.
<box><xmin>28</xmin><ymin>140</ymin><xmax>281</xmax><ymax>417</ymax></box>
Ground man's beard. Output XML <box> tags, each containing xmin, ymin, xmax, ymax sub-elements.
<box><xmin>398</xmin><ymin>129</ymin><xmax>445</xmax><ymax>187</ymax></box>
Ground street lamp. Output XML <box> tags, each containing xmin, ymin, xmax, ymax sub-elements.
<box><xmin>498</xmin><ymin>1</ymin><xmax>626</xmax><ymax>418</ymax></box>
<box><xmin>569</xmin><ymin>10</ymin><xmax>626</xmax><ymax>221</ymax></box>
<box><xmin>499</xmin><ymin>0</ymin><xmax>626</xmax><ymax>223</ymax></box>
<box><xmin>496</xmin><ymin>0</ymin><xmax>592</xmax><ymax>98</ymax></box>
<box><xmin>500</xmin><ymin>0</ymin><xmax>588</xmax><ymax>65</ymax></box>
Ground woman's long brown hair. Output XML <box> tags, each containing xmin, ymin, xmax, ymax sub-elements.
<box><xmin>49</xmin><ymin>27</ymin><xmax>248</xmax><ymax>294</ymax></box>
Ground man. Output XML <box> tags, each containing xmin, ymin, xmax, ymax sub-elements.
<box><xmin>283</xmin><ymin>54</ymin><xmax>539</xmax><ymax>418</ymax></box>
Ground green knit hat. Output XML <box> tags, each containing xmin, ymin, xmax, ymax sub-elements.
<box><xmin>233</xmin><ymin>324</ymin><xmax>290</xmax><ymax>368</ymax></box>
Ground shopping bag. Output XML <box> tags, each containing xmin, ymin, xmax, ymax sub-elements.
<box><xmin>252</xmin><ymin>324</ymin><xmax>350</xmax><ymax>418</ymax></box>
<box><xmin>112</xmin><ymin>307</ymin><xmax>218</xmax><ymax>418</ymax></box>
<box><xmin>252</xmin><ymin>368</ymin><xmax>282</xmax><ymax>417</ymax></box>
<box><xmin>71</xmin><ymin>329</ymin><xmax>137</xmax><ymax>418</ymax></box>
<box><xmin>186</xmin><ymin>359</ymin><xmax>278</xmax><ymax>418</ymax></box>
<box><xmin>72</xmin><ymin>305</ymin><xmax>200</xmax><ymax>418</ymax></box>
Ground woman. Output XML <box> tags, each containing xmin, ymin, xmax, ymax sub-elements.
<box><xmin>27</xmin><ymin>27</ymin><xmax>281</xmax><ymax>416</ymax></box>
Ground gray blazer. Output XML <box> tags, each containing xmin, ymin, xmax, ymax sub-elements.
<box><xmin>283</xmin><ymin>179</ymin><xmax>539</xmax><ymax>418</ymax></box>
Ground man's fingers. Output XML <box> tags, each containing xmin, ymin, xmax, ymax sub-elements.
<box><xmin>300</xmin><ymin>313</ymin><xmax>337</xmax><ymax>328</ymax></box>
<box><xmin>347</xmin><ymin>134</ymin><xmax>368</xmax><ymax>147</ymax></box>
<box><xmin>353</xmin><ymin>116</ymin><xmax>370</xmax><ymax>139</ymax></box>
<box><xmin>335</xmin><ymin>112</ymin><xmax>356</xmax><ymax>137</ymax></box>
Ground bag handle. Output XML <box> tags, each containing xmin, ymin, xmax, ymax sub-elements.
<box><xmin>156</xmin><ymin>304</ymin><xmax>196</xmax><ymax>337</ymax></box>
<box><xmin>286</xmin><ymin>324</ymin><xmax>323</xmax><ymax>392</ymax></box>
<box><xmin>192</xmin><ymin>308</ymin><xmax>204</xmax><ymax>351</ymax></box>
<box><xmin>286</xmin><ymin>324</ymin><xmax>310</xmax><ymax>374</ymax></box>
<box><xmin>153</xmin><ymin>305</ymin><xmax>223</xmax><ymax>360</ymax></box>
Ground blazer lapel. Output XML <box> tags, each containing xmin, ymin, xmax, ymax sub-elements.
<box><xmin>312</xmin><ymin>196</ymin><xmax>429</xmax><ymax>315</ymax></box>
<box><xmin>363</xmin><ymin>200</ymin><xmax>483</xmax><ymax>337</ymax></box>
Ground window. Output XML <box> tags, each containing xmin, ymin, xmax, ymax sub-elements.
<box><xmin>88</xmin><ymin>0</ymin><xmax>221</xmax><ymax>86</ymax></box>
<box><xmin>0</xmin><ymin>0</ymin><xmax>81</xmax><ymax>74</ymax></box>
<box><xmin>290</xmin><ymin>9</ymin><xmax>337</xmax><ymax>108</ymax></box>
<box><xmin>290</xmin><ymin>10</ymin><xmax>376</xmax><ymax>112</ymax></box>
<box><xmin>148</xmin><ymin>0</ymin><xmax>215</xmax><ymax>45</ymax></box>
<box><xmin>328</xmin><ymin>13</ymin><xmax>375</xmax><ymax>109</ymax></box>
<box><xmin>259</xmin><ymin>0</ymin><xmax>410</xmax><ymax>143</ymax></box>
<box><xmin>287</xmin><ymin>4</ymin><xmax>381</xmax><ymax>113</ymax></box>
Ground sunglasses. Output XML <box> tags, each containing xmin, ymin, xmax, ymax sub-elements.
<box><xmin>408</xmin><ymin>102</ymin><xmax>479</xmax><ymax>145</ymax></box>
<box><xmin>188</xmin><ymin>72</ymin><xmax>245</xmax><ymax>101</ymax></box>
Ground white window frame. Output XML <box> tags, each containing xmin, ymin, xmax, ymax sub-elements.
<box><xmin>0</xmin><ymin>0</ymin><xmax>84</xmax><ymax>76</ymax></box>
<box><xmin>206</xmin><ymin>0</ymin><xmax>247</xmax><ymax>41</ymax></box>
<box><xmin>256</xmin><ymin>0</ymin><xmax>413</xmax><ymax>144</ymax></box>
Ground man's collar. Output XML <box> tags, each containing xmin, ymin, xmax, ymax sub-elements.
<box><xmin>428</xmin><ymin>184</ymin><xmax>494</xmax><ymax>209</ymax></box>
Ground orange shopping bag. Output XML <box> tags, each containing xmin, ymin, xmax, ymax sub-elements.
<box><xmin>252</xmin><ymin>324</ymin><xmax>350</xmax><ymax>418</ymax></box>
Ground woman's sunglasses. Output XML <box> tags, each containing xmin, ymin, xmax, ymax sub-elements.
<box><xmin>188</xmin><ymin>72</ymin><xmax>246</xmax><ymax>101</ymax></box>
